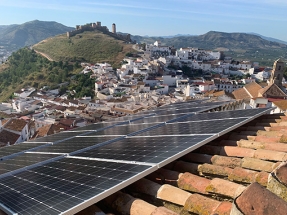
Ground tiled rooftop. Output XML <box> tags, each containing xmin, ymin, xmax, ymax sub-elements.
<box><xmin>75</xmin><ymin>112</ymin><xmax>287</xmax><ymax>215</ymax></box>
<box><xmin>0</xmin><ymin>129</ymin><xmax>20</xmax><ymax>145</ymax></box>
<box><xmin>3</xmin><ymin>118</ymin><xmax>27</xmax><ymax>132</ymax></box>
<box><xmin>32</xmin><ymin>123</ymin><xmax>67</xmax><ymax>139</ymax></box>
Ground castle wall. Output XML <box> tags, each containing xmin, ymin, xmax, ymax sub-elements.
<box><xmin>67</xmin><ymin>22</ymin><xmax>133</xmax><ymax>43</ymax></box>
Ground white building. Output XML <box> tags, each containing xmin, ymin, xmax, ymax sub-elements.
<box><xmin>153</xmin><ymin>85</ymin><xmax>169</xmax><ymax>95</ymax></box>
<box><xmin>14</xmin><ymin>87</ymin><xmax>36</xmax><ymax>98</ymax></box>
<box><xmin>3</xmin><ymin>118</ymin><xmax>30</xmax><ymax>142</ymax></box>
<box><xmin>12</xmin><ymin>98</ymin><xmax>35</xmax><ymax>113</ymax></box>
<box><xmin>162</xmin><ymin>74</ymin><xmax>184</xmax><ymax>86</ymax></box>
<box><xmin>230</xmin><ymin>61</ymin><xmax>252</xmax><ymax>70</ymax></box>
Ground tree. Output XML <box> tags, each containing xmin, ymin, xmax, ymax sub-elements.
<box><xmin>125</xmin><ymin>52</ymin><xmax>133</xmax><ymax>57</ymax></box>
<box><xmin>74</xmin><ymin>61</ymin><xmax>80</xmax><ymax>69</ymax></box>
<box><xmin>59</xmin><ymin>85</ymin><xmax>67</xmax><ymax>95</ymax></box>
<box><xmin>58</xmin><ymin>61</ymin><xmax>63</xmax><ymax>69</ymax></box>
<box><xmin>181</xmin><ymin>65</ymin><xmax>193</xmax><ymax>77</ymax></box>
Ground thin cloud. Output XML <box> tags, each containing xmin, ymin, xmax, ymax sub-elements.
<box><xmin>1</xmin><ymin>0</ymin><xmax>287</xmax><ymax>23</ymax></box>
<box><xmin>1</xmin><ymin>0</ymin><xmax>285</xmax><ymax>21</ymax></box>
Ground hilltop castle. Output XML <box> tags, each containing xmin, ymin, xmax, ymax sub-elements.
<box><xmin>66</xmin><ymin>22</ymin><xmax>132</xmax><ymax>43</ymax></box>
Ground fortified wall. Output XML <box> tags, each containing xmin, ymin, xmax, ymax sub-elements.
<box><xmin>67</xmin><ymin>22</ymin><xmax>132</xmax><ymax>43</ymax></box>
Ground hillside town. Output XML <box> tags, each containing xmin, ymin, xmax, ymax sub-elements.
<box><xmin>0</xmin><ymin>46</ymin><xmax>10</xmax><ymax>64</ymax></box>
<box><xmin>0</xmin><ymin>40</ymin><xmax>287</xmax><ymax>146</ymax></box>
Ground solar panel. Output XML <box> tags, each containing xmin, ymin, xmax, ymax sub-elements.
<box><xmin>0</xmin><ymin>142</ymin><xmax>47</xmax><ymax>160</ymax></box>
<box><xmin>31</xmin><ymin>136</ymin><xmax>123</xmax><ymax>154</ymax></box>
<box><xmin>169</xmin><ymin>108</ymin><xmax>271</xmax><ymax>123</ymax></box>
<box><xmin>132</xmin><ymin>118</ymin><xmax>247</xmax><ymax>136</ymax></box>
<box><xmin>102</xmin><ymin>112</ymin><xmax>155</xmax><ymax>123</ymax></box>
<box><xmin>85</xmin><ymin>122</ymin><xmax>163</xmax><ymax>136</ymax></box>
<box><xmin>63</xmin><ymin>122</ymin><xmax>113</xmax><ymax>132</ymax></box>
<box><xmin>129</xmin><ymin>113</ymin><xmax>191</xmax><ymax>124</ymax></box>
<box><xmin>151</xmin><ymin>99</ymin><xmax>210</xmax><ymax>110</ymax></box>
<box><xmin>0</xmin><ymin>106</ymin><xmax>274</xmax><ymax>215</ymax></box>
<box><xmin>28</xmin><ymin>132</ymin><xmax>86</xmax><ymax>143</ymax></box>
<box><xmin>0</xmin><ymin>153</ymin><xmax>61</xmax><ymax>176</ymax></box>
<box><xmin>0</xmin><ymin>158</ymin><xmax>155</xmax><ymax>215</ymax></box>
<box><xmin>154</xmin><ymin>101</ymin><xmax>227</xmax><ymax>111</ymax></box>
<box><xmin>153</xmin><ymin>107</ymin><xmax>206</xmax><ymax>115</ymax></box>
<box><xmin>75</xmin><ymin>135</ymin><xmax>214</xmax><ymax>164</ymax></box>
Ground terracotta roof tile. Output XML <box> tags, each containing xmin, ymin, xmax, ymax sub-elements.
<box><xmin>59</xmin><ymin>118</ymin><xmax>75</xmax><ymax>127</ymax></box>
<box><xmin>36</xmin><ymin>124</ymin><xmax>52</xmax><ymax>137</ymax></box>
<box><xmin>213</xmin><ymin>202</ymin><xmax>232</xmax><ymax>215</ymax></box>
<box><xmin>206</xmin><ymin>178</ymin><xmax>246</xmax><ymax>198</ymax></box>
<box><xmin>241</xmin><ymin>157</ymin><xmax>279</xmax><ymax>172</ymax></box>
<box><xmin>211</xmin><ymin>155</ymin><xmax>242</xmax><ymax>168</ymax></box>
<box><xmin>244</xmin><ymin>82</ymin><xmax>262</xmax><ymax>97</ymax></box>
<box><xmin>4</xmin><ymin>119</ymin><xmax>27</xmax><ymax>132</ymax></box>
<box><xmin>1</xmin><ymin>119</ymin><xmax>9</xmax><ymax>126</ymax></box>
<box><xmin>185</xmin><ymin>194</ymin><xmax>229</xmax><ymax>215</ymax></box>
<box><xmin>151</xmin><ymin>207</ymin><xmax>179</xmax><ymax>215</ymax></box>
<box><xmin>267</xmin><ymin>162</ymin><xmax>287</xmax><ymax>201</ymax></box>
<box><xmin>273</xmin><ymin>162</ymin><xmax>287</xmax><ymax>186</ymax></box>
<box><xmin>232</xmin><ymin>87</ymin><xmax>250</xmax><ymax>100</ymax></box>
<box><xmin>198</xmin><ymin>163</ymin><xmax>233</xmax><ymax>177</ymax></box>
<box><xmin>228</xmin><ymin>167</ymin><xmax>268</xmax><ymax>186</ymax></box>
<box><xmin>238</xmin><ymin>139</ymin><xmax>287</xmax><ymax>152</ymax></box>
<box><xmin>177</xmin><ymin>172</ymin><xmax>210</xmax><ymax>194</ymax></box>
<box><xmin>250</xmin><ymin>135</ymin><xmax>281</xmax><ymax>143</ymax></box>
<box><xmin>0</xmin><ymin>130</ymin><xmax>20</xmax><ymax>145</ymax></box>
<box><xmin>157</xmin><ymin>184</ymin><xmax>191</xmax><ymax>206</ymax></box>
<box><xmin>104</xmin><ymin>191</ymin><xmax>158</xmax><ymax>215</ymax></box>
<box><xmin>259</xmin><ymin>83</ymin><xmax>287</xmax><ymax>98</ymax></box>
<box><xmin>233</xmin><ymin>182</ymin><xmax>287</xmax><ymax>215</ymax></box>
<box><xmin>253</xmin><ymin>149</ymin><xmax>287</xmax><ymax>161</ymax></box>
<box><xmin>273</xmin><ymin>100</ymin><xmax>287</xmax><ymax>111</ymax></box>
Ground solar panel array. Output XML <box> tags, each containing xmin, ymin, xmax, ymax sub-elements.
<box><xmin>0</xmin><ymin>100</ymin><xmax>273</xmax><ymax>215</ymax></box>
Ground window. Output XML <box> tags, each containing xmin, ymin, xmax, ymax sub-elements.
<box><xmin>277</xmin><ymin>74</ymin><xmax>280</xmax><ymax>80</ymax></box>
<box><xmin>278</xmin><ymin>66</ymin><xmax>281</xmax><ymax>70</ymax></box>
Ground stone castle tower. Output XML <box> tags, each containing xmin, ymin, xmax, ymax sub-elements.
<box><xmin>269</xmin><ymin>58</ymin><xmax>285</xmax><ymax>89</ymax></box>
<box><xmin>112</xmin><ymin>23</ymin><xmax>116</xmax><ymax>34</ymax></box>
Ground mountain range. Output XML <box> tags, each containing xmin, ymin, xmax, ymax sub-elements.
<box><xmin>248</xmin><ymin>33</ymin><xmax>287</xmax><ymax>45</ymax></box>
<box><xmin>131</xmin><ymin>31</ymin><xmax>287</xmax><ymax>50</ymax></box>
<box><xmin>0</xmin><ymin>20</ymin><xmax>74</xmax><ymax>50</ymax></box>
<box><xmin>133</xmin><ymin>33</ymin><xmax>287</xmax><ymax>45</ymax></box>
<box><xmin>0</xmin><ymin>20</ymin><xmax>287</xmax><ymax>66</ymax></box>
<box><xmin>131</xmin><ymin>31</ymin><xmax>287</xmax><ymax>65</ymax></box>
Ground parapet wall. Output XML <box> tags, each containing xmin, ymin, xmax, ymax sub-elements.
<box><xmin>67</xmin><ymin>23</ymin><xmax>109</xmax><ymax>38</ymax></box>
<box><xmin>66</xmin><ymin>22</ymin><xmax>132</xmax><ymax>43</ymax></box>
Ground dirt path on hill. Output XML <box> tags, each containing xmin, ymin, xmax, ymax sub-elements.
<box><xmin>33</xmin><ymin>49</ymin><xmax>54</xmax><ymax>61</ymax></box>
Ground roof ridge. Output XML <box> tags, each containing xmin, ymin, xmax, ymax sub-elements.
<box><xmin>243</xmin><ymin>86</ymin><xmax>253</xmax><ymax>98</ymax></box>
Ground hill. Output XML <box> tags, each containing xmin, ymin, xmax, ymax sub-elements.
<box><xmin>249</xmin><ymin>33</ymin><xmax>287</xmax><ymax>45</ymax></box>
<box><xmin>33</xmin><ymin>30</ymin><xmax>136</xmax><ymax>67</ymax></box>
<box><xmin>0</xmin><ymin>48</ymin><xmax>96</xmax><ymax>102</ymax></box>
<box><xmin>0</xmin><ymin>29</ymin><xmax>137</xmax><ymax>101</ymax></box>
<box><xmin>0</xmin><ymin>20</ymin><xmax>74</xmax><ymax>50</ymax></box>
<box><xmin>132</xmin><ymin>31</ymin><xmax>287</xmax><ymax>49</ymax></box>
<box><xmin>132</xmin><ymin>31</ymin><xmax>287</xmax><ymax>66</ymax></box>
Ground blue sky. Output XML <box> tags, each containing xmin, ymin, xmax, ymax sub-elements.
<box><xmin>1</xmin><ymin>0</ymin><xmax>287</xmax><ymax>41</ymax></box>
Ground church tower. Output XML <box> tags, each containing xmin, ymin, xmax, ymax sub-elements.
<box><xmin>269</xmin><ymin>58</ymin><xmax>284</xmax><ymax>88</ymax></box>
